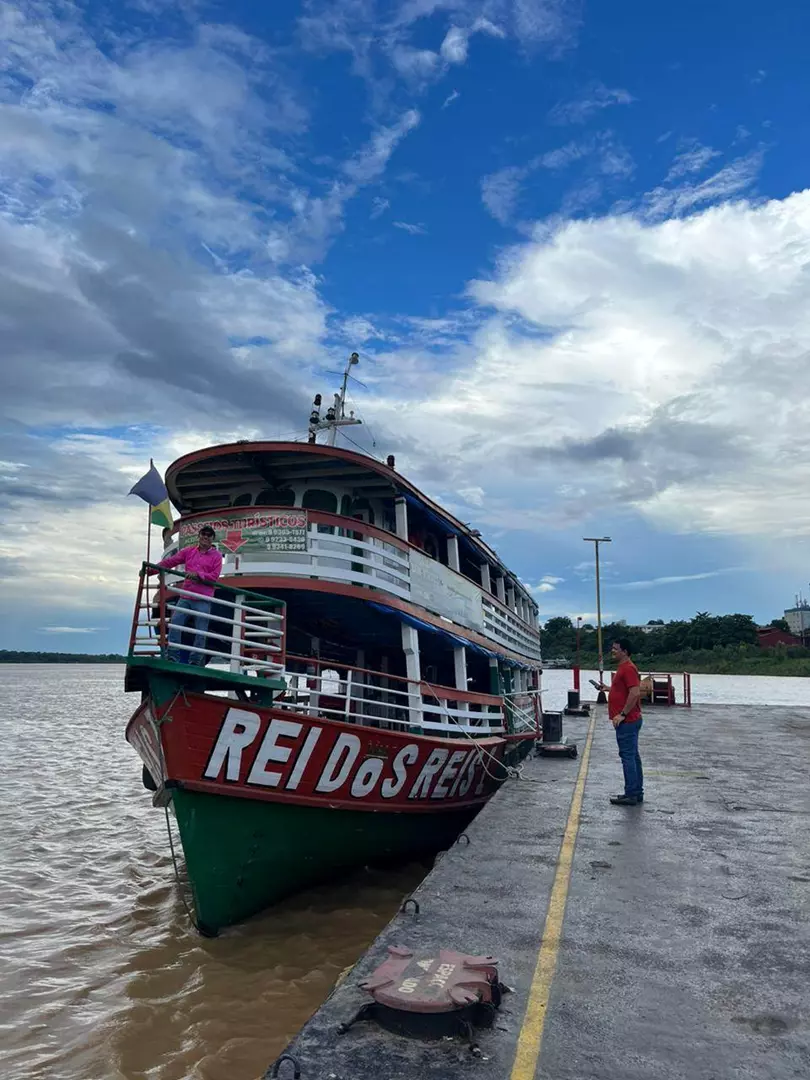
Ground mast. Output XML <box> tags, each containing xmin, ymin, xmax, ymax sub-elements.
<box><xmin>308</xmin><ymin>352</ymin><xmax>363</xmax><ymax>446</ymax></box>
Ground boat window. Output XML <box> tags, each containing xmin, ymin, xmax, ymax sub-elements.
<box><xmin>231</xmin><ymin>493</ymin><xmax>252</xmax><ymax>507</ymax></box>
<box><xmin>256</xmin><ymin>487</ymin><xmax>295</xmax><ymax>507</ymax></box>
<box><xmin>424</xmin><ymin>534</ymin><xmax>439</xmax><ymax>561</ymax></box>
<box><xmin>303</xmin><ymin>489</ymin><xmax>338</xmax><ymax>534</ymax></box>
<box><xmin>349</xmin><ymin>497</ymin><xmax>375</xmax><ymax>525</ymax></box>
<box><xmin>340</xmin><ymin>495</ymin><xmax>353</xmax><ymax>517</ymax></box>
<box><xmin>302</xmin><ymin>489</ymin><xmax>338</xmax><ymax>513</ymax></box>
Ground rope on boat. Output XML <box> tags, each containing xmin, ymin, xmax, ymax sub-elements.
<box><xmin>151</xmin><ymin>688</ymin><xmax>208</xmax><ymax>935</ymax></box>
<box><xmin>420</xmin><ymin>680</ymin><xmax>523</xmax><ymax>784</ymax></box>
<box><xmin>164</xmin><ymin>806</ymin><xmax>209</xmax><ymax>936</ymax></box>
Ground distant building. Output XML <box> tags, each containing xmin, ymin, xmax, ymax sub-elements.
<box><xmin>757</xmin><ymin>627</ymin><xmax>802</xmax><ymax>649</ymax></box>
<box><xmin>784</xmin><ymin>606</ymin><xmax>810</xmax><ymax>637</ymax></box>
<box><xmin>628</xmin><ymin>623</ymin><xmax>666</xmax><ymax>635</ymax></box>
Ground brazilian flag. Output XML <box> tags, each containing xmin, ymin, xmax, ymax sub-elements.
<box><xmin>129</xmin><ymin>461</ymin><xmax>173</xmax><ymax>529</ymax></box>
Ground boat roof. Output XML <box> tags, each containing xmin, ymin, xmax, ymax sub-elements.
<box><xmin>165</xmin><ymin>440</ymin><xmax>510</xmax><ymax>573</ymax></box>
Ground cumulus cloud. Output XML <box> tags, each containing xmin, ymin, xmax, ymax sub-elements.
<box><xmin>369</xmin><ymin>190</ymin><xmax>810</xmax><ymax>547</ymax></box>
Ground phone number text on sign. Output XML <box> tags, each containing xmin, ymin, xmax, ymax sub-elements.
<box><xmin>180</xmin><ymin>512</ymin><xmax>309</xmax><ymax>553</ymax></box>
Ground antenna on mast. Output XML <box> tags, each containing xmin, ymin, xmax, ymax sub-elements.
<box><xmin>307</xmin><ymin>352</ymin><xmax>363</xmax><ymax>447</ymax></box>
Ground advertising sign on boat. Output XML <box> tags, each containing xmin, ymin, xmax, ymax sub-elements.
<box><xmin>179</xmin><ymin>511</ymin><xmax>309</xmax><ymax>554</ymax></box>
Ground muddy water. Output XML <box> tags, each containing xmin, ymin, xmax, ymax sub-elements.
<box><xmin>0</xmin><ymin>666</ymin><xmax>427</xmax><ymax>1080</ymax></box>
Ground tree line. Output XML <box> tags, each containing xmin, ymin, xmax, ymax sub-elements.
<box><xmin>0</xmin><ymin>651</ymin><xmax>127</xmax><ymax>663</ymax></box>
<box><xmin>541</xmin><ymin>612</ymin><xmax>795</xmax><ymax>660</ymax></box>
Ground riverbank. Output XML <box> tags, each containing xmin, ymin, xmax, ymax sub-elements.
<box><xmin>0</xmin><ymin>651</ymin><xmax>126</xmax><ymax>663</ymax></box>
<box><xmin>570</xmin><ymin>650</ymin><xmax>810</xmax><ymax>677</ymax></box>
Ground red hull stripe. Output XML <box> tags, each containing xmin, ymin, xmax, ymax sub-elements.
<box><xmin>127</xmin><ymin>692</ymin><xmax>507</xmax><ymax>813</ymax></box>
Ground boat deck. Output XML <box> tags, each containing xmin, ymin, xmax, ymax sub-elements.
<box><xmin>267</xmin><ymin>703</ymin><xmax>810</xmax><ymax>1080</ymax></box>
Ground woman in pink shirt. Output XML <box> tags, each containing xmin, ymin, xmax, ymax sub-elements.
<box><xmin>158</xmin><ymin>526</ymin><xmax>223</xmax><ymax>665</ymax></box>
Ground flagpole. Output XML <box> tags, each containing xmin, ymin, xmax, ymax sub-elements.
<box><xmin>146</xmin><ymin>459</ymin><xmax>154</xmax><ymax>567</ymax></box>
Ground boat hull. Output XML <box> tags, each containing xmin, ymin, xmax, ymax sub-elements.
<box><xmin>126</xmin><ymin>674</ymin><xmax>517</xmax><ymax>932</ymax></box>
<box><xmin>172</xmin><ymin>786</ymin><xmax>475</xmax><ymax>932</ymax></box>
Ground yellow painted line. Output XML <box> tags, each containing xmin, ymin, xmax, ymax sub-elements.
<box><xmin>510</xmin><ymin>712</ymin><xmax>597</xmax><ymax>1080</ymax></box>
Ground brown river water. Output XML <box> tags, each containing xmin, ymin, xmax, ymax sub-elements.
<box><xmin>0</xmin><ymin>666</ymin><xmax>427</xmax><ymax>1080</ymax></box>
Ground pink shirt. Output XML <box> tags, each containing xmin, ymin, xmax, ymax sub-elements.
<box><xmin>159</xmin><ymin>545</ymin><xmax>223</xmax><ymax>598</ymax></box>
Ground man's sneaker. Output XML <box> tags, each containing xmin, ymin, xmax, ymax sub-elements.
<box><xmin>610</xmin><ymin>794</ymin><xmax>640</xmax><ymax>806</ymax></box>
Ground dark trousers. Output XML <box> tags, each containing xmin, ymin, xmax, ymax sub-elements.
<box><xmin>616</xmin><ymin>718</ymin><xmax>643</xmax><ymax>798</ymax></box>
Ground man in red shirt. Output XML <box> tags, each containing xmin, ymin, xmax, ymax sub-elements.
<box><xmin>603</xmin><ymin>638</ymin><xmax>643</xmax><ymax>805</ymax></box>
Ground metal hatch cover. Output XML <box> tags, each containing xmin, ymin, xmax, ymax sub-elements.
<box><xmin>359</xmin><ymin>946</ymin><xmax>500</xmax><ymax>1014</ymax></box>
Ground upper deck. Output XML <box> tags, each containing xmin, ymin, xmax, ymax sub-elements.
<box><xmin>163</xmin><ymin>442</ymin><xmax>542</xmax><ymax>663</ymax></box>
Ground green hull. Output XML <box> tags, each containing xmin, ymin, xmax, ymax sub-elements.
<box><xmin>172</xmin><ymin>788</ymin><xmax>476</xmax><ymax>934</ymax></box>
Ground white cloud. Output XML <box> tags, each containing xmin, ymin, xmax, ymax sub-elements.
<box><xmin>440</xmin><ymin>18</ymin><xmax>505</xmax><ymax>63</ymax></box>
<box><xmin>442</xmin><ymin>89</ymin><xmax>460</xmax><ymax>108</ymax></box>
<box><xmin>549</xmin><ymin>83</ymin><xmax>634</xmax><ymax>125</ymax></box>
<box><xmin>665</xmin><ymin>142</ymin><xmax>721</xmax><ymax>181</ymax></box>
<box><xmin>364</xmin><ymin>189</ymin><xmax>810</xmax><ymax>551</ymax></box>
<box><xmin>481</xmin><ymin>165</ymin><xmax>528</xmax><ymax>225</ymax></box>
<box><xmin>644</xmin><ymin>152</ymin><xmax>763</xmax><ymax>220</ymax></box>
<box><xmin>390</xmin><ymin>45</ymin><xmax>441</xmax><ymax>81</ymax></box>
<box><xmin>39</xmin><ymin>626</ymin><xmax>104</xmax><ymax>633</ymax></box>
<box><xmin>343</xmin><ymin>110</ymin><xmax>421</xmax><ymax>185</ymax></box>
<box><xmin>481</xmin><ymin>135</ymin><xmax>634</xmax><ymax>225</ymax></box>
<box><xmin>393</xmin><ymin>220</ymin><xmax>428</xmax><ymax>235</ymax></box>
<box><xmin>300</xmin><ymin>0</ymin><xmax>577</xmax><ymax>111</ymax></box>
<box><xmin>616</xmin><ymin>568</ymin><xmax>745</xmax><ymax>590</ymax></box>
<box><xmin>440</xmin><ymin>26</ymin><xmax>471</xmax><ymax>63</ymax></box>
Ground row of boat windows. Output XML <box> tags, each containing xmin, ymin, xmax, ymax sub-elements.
<box><xmin>230</xmin><ymin>488</ymin><xmax>380</xmax><ymax>523</ymax></box>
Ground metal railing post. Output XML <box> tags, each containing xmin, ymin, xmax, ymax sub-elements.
<box><xmin>230</xmin><ymin>592</ymin><xmax>244</xmax><ymax>673</ymax></box>
<box><xmin>344</xmin><ymin>669</ymin><xmax>353</xmax><ymax>721</ymax></box>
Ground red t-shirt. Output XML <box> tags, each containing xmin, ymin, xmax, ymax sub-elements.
<box><xmin>608</xmin><ymin>660</ymin><xmax>642</xmax><ymax>722</ymax></box>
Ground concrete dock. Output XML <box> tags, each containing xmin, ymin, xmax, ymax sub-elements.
<box><xmin>267</xmin><ymin>704</ymin><xmax>810</xmax><ymax>1080</ymax></box>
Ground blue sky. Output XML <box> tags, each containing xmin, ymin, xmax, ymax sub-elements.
<box><xmin>2</xmin><ymin>0</ymin><xmax>810</xmax><ymax>652</ymax></box>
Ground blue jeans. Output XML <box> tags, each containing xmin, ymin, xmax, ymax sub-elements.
<box><xmin>167</xmin><ymin>598</ymin><xmax>211</xmax><ymax>665</ymax></box>
<box><xmin>616</xmin><ymin>718</ymin><xmax>643</xmax><ymax>799</ymax></box>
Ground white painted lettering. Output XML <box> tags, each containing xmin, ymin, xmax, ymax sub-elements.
<box><xmin>351</xmin><ymin>758</ymin><xmax>384</xmax><ymax>798</ymax></box>
<box><xmin>429</xmin><ymin>962</ymin><xmax>456</xmax><ymax>988</ymax></box>
<box><xmin>381</xmin><ymin>744</ymin><xmax>419</xmax><ymax>799</ymax></box>
<box><xmin>408</xmin><ymin>748</ymin><xmax>449</xmax><ymax>799</ymax></box>
<box><xmin>457</xmin><ymin>755</ymin><xmax>478</xmax><ymax>797</ymax></box>
<box><xmin>204</xmin><ymin>708</ymin><xmax>261</xmax><ymax>782</ymax></box>
<box><xmin>247</xmin><ymin>717</ymin><xmax>303</xmax><ymax>787</ymax></box>
<box><xmin>449</xmin><ymin>750</ymin><xmax>476</xmax><ymax>797</ymax></box>
<box><xmin>285</xmin><ymin>726</ymin><xmax>322</xmax><ymax>790</ymax></box>
<box><xmin>432</xmin><ymin>749</ymin><xmax>469</xmax><ymax>799</ymax></box>
<box><xmin>315</xmin><ymin>733</ymin><xmax>361</xmax><ymax>793</ymax></box>
<box><xmin>474</xmin><ymin>765</ymin><xmax>487</xmax><ymax>796</ymax></box>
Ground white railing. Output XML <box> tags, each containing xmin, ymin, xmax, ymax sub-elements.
<box><xmin>504</xmin><ymin>690</ymin><xmax>543</xmax><ymax>735</ymax></box>
<box><xmin>233</xmin><ymin>525</ymin><xmax>412</xmax><ymax>599</ymax></box>
<box><xmin>129</xmin><ymin>564</ymin><xmax>286</xmax><ymax>677</ymax></box>
<box><xmin>277</xmin><ymin>655</ymin><xmax>505</xmax><ymax>736</ymax></box>
<box><xmin>482</xmin><ymin>597</ymin><xmax>542</xmax><ymax>660</ymax></box>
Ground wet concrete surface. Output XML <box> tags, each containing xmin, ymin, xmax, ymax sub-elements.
<box><xmin>268</xmin><ymin>705</ymin><xmax>810</xmax><ymax>1080</ymax></box>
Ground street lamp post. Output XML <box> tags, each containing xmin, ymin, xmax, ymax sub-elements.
<box><xmin>583</xmin><ymin>536</ymin><xmax>612</xmax><ymax>702</ymax></box>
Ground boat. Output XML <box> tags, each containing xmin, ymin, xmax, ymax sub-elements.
<box><xmin>124</xmin><ymin>354</ymin><xmax>543</xmax><ymax>934</ymax></box>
